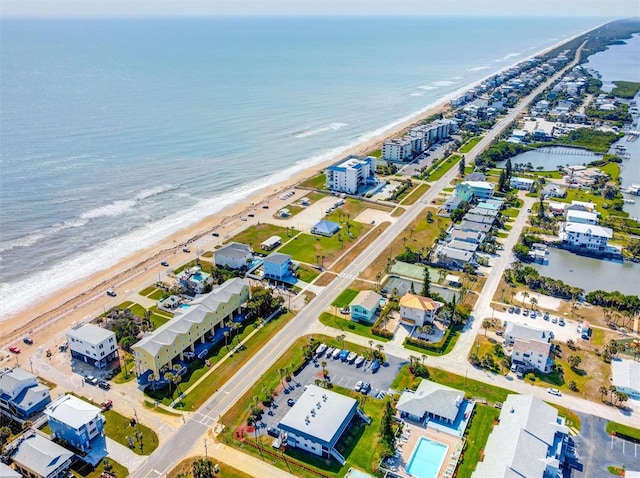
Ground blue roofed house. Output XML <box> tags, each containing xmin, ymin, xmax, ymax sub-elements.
<box><xmin>278</xmin><ymin>385</ymin><xmax>357</xmax><ymax>465</ymax></box>
<box><xmin>311</xmin><ymin>220</ymin><xmax>341</xmax><ymax>237</ymax></box>
<box><xmin>262</xmin><ymin>252</ymin><xmax>295</xmax><ymax>282</ymax></box>
<box><xmin>349</xmin><ymin>290</ymin><xmax>382</xmax><ymax>323</ymax></box>
<box><xmin>0</xmin><ymin>367</ymin><xmax>51</xmax><ymax>422</ymax></box>
<box><xmin>10</xmin><ymin>432</ymin><xmax>74</xmax><ymax>478</ymax></box>
<box><xmin>44</xmin><ymin>394</ymin><xmax>107</xmax><ymax>466</ymax></box>
<box><xmin>472</xmin><ymin>394</ymin><xmax>572</xmax><ymax>478</ymax></box>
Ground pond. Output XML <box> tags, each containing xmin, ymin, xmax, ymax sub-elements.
<box><xmin>584</xmin><ymin>33</ymin><xmax>640</xmax><ymax>92</ymax></box>
<box><xmin>502</xmin><ymin>146</ymin><xmax>602</xmax><ymax>172</ymax></box>
<box><xmin>530</xmin><ymin>248</ymin><xmax>640</xmax><ymax>295</ymax></box>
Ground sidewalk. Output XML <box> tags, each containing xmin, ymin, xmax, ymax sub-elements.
<box><xmin>106</xmin><ymin>438</ymin><xmax>146</xmax><ymax>473</ymax></box>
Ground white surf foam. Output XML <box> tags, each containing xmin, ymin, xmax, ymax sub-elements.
<box><xmin>294</xmin><ymin>122</ymin><xmax>349</xmax><ymax>138</ymax></box>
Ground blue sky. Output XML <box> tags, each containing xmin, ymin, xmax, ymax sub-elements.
<box><xmin>3</xmin><ymin>0</ymin><xmax>639</xmax><ymax>18</ymax></box>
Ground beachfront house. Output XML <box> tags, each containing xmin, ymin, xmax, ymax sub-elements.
<box><xmin>561</xmin><ymin>223</ymin><xmax>612</xmax><ymax>252</ymax></box>
<box><xmin>44</xmin><ymin>394</ymin><xmax>107</xmax><ymax>465</ymax></box>
<box><xmin>178</xmin><ymin>266</ymin><xmax>214</xmax><ymax>294</ymax></box>
<box><xmin>132</xmin><ymin>278</ymin><xmax>249</xmax><ymax>378</ymax></box>
<box><xmin>66</xmin><ymin>323</ymin><xmax>118</xmax><ymax>370</ymax></box>
<box><xmin>9</xmin><ymin>432</ymin><xmax>74</xmax><ymax>478</ymax></box>
<box><xmin>0</xmin><ymin>367</ymin><xmax>51</xmax><ymax>422</ymax></box>
<box><xmin>396</xmin><ymin>380</ymin><xmax>466</xmax><ymax>426</ymax></box>
<box><xmin>510</xmin><ymin>177</ymin><xmax>535</xmax><ymax>191</ymax></box>
<box><xmin>472</xmin><ymin>395</ymin><xmax>571</xmax><ymax>478</ymax></box>
<box><xmin>611</xmin><ymin>358</ymin><xmax>640</xmax><ymax>400</ymax></box>
<box><xmin>213</xmin><ymin>242</ymin><xmax>253</xmax><ymax>270</ymax></box>
<box><xmin>349</xmin><ymin>290</ymin><xmax>382</xmax><ymax>323</ymax></box>
<box><xmin>325</xmin><ymin>155</ymin><xmax>376</xmax><ymax>194</ymax></box>
<box><xmin>278</xmin><ymin>385</ymin><xmax>357</xmax><ymax>465</ymax></box>
<box><xmin>399</xmin><ymin>293</ymin><xmax>443</xmax><ymax>328</ymax></box>
<box><xmin>262</xmin><ymin>252</ymin><xmax>295</xmax><ymax>282</ymax></box>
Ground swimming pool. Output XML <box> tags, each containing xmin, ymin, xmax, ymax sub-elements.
<box><xmin>405</xmin><ymin>437</ymin><xmax>447</xmax><ymax>478</ymax></box>
<box><xmin>178</xmin><ymin>303</ymin><xmax>190</xmax><ymax>309</ymax></box>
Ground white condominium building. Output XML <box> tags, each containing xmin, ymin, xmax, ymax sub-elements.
<box><xmin>326</xmin><ymin>155</ymin><xmax>376</xmax><ymax>194</ymax></box>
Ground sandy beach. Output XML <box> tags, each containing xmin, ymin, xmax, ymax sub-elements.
<box><xmin>0</xmin><ymin>24</ymin><xmax>602</xmax><ymax>349</ymax></box>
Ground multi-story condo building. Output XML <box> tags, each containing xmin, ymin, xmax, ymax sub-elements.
<box><xmin>326</xmin><ymin>155</ymin><xmax>376</xmax><ymax>194</ymax></box>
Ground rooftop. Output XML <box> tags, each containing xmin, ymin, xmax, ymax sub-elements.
<box><xmin>565</xmin><ymin>223</ymin><xmax>612</xmax><ymax>238</ymax></box>
<box><xmin>10</xmin><ymin>433</ymin><xmax>74</xmax><ymax>478</ymax></box>
<box><xmin>505</xmin><ymin>322</ymin><xmax>552</xmax><ymax>342</ymax></box>
<box><xmin>67</xmin><ymin>323</ymin><xmax>115</xmax><ymax>345</ymax></box>
<box><xmin>45</xmin><ymin>394</ymin><xmax>102</xmax><ymax>429</ymax></box>
<box><xmin>214</xmin><ymin>242</ymin><xmax>252</xmax><ymax>260</ymax></box>
<box><xmin>350</xmin><ymin>290</ymin><xmax>382</xmax><ymax>311</ymax></box>
<box><xmin>278</xmin><ymin>385</ymin><xmax>357</xmax><ymax>447</ymax></box>
<box><xmin>264</xmin><ymin>252</ymin><xmax>291</xmax><ymax>265</ymax></box>
<box><xmin>611</xmin><ymin>358</ymin><xmax>640</xmax><ymax>391</ymax></box>
<box><xmin>397</xmin><ymin>380</ymin><xmax>463</xmax><ymax>422</ymax></box>
<box><xmin>400</xmin><ymin>293</ymin><xmax>442</xmax><ymax>312</ymax></box>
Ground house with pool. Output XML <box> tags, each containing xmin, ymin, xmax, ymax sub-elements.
<box><xmin>278</xmin><ymin>385</ymin><xmax>358</xmax><ymax>465</ymax></box>
<box><xmin>472</xmin><ymin>394</ymin><xmax>572</xmax><ymax>478</ymax></box>
<box><xmin>177</xmin><ymin>266</ymin><xmax>214</xmax><ymax>294</ymax></box>
<box><xmin>132</xmin><ymin>278</ymin><xmax>249</xmax><ymax>378</ymax></box>
<box><xmin>396</xmin><ymin>380</ymin><xmax>471</xmax><ymax>430</ymax></box>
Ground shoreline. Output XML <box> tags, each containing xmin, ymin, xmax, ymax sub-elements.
<box><xmin>0</xmin><ymin>22</ymin><xmax>606</xmax><ymax>345</ymax></box>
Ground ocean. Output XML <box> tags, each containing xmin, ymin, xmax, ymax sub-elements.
<box><xmin>0</xmin><ymin>16</ymin><xmax>607</xmax><ymax>318</ymax></box>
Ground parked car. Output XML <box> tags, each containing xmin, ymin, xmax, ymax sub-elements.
<box><xmin>101</xmin><ymin>400</ymin><xmax>113</xmax><ymax>411</ymax></box>
<box><xmin>9</xmin><ymin>345</ymin><xmax>20</xmax><ymax>354</ymax></box>
<box><xmin>547</xmin><ymin>388</ymin><xmax>561</xmax><ymax>396</ymax></box>
<box><xmin>558</xmin><ymin>318</ymin><xmax>565</xmax><ymax>326</ymax></box>
<box><xmin>543</xmin><ymin>312</ymin><xmax>550</xmax><ymax>321</ymax></box>
<box><xmin>98</xmin><ymin>380</ymin><xmax>111</xmax><ymax>390</ymax></box>
<box><xmin>286</xmin><ymin>398</ymin><xmax>296</xmax><ymax>406</ymax></box>
<box><xmin>508</xmin><ymin>307</ymin><xmax>514</xmax><ymax>313</ymax></box>
<box><xmin>523</xmin><ymin>309</ymin><xmax>529</xmax><ymax>317</ymax></box>
<box><xmin>84</xmin><ymin>375</ymin><xmax>98</xmax><ymax>386</ymax></box>
<box><xmin>551</xmin><ymin>317</ymin><xmax>558</xmax><ymax>324</ymax></box>
<box><xmin>496</xmin><ymin>330</ymin><xmax>503</xmax><ymax>336</ymax></box>
<box><xmin>267</xmin><ymin>427</ymin><xmax>280</xmax><ymax>438</ymax></box>
<box><xmin>354</xmin><ymin>380</ymin><xmax>363</xmax><ymax>392</ymax></box>
<box><xmin>360</xmin><ymin>383</ymin><xmax>371</xmax><ymax>394</ymax></box>
<box><xmin>23</xmin><ymin>337</ymin><xmax>33</xmax><ymax>345</ymax></box>
<box><xmin>106</xmin><ymin>289</ymin><xmax>117</xmax><ymax>297</ymax></box>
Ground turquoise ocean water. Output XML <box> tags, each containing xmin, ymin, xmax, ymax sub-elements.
<box><xmin>0</xmin><ymin>16</ymin><xmax>607</xmax><ymax>317</ymax></box>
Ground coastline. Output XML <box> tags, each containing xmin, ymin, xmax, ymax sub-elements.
<box><xmin>0</xmin><ymin>22</ymin><xmax>606</xmax><ymax>345</ymax></box>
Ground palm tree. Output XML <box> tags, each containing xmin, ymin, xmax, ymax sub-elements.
<box><xmin>598</xmin><ymin>385</ymin><xmax>608</xmax><ymax>402</ymax></box>
<box><xmin>164</xmin><ymin>372</ymin><xmax>175</xmax><ymax>392</ymax></box>
<box><xmin>336</xmin><ymin>334</ymin><xmax>346</xmax><ymax>349</ymax></box>
<box><xmin>223</xmin><ymin>331</ymin><xmax>230</xmax><ymax>351</ymax></box>
<box><xmin>482</xmin><ymin>319</ymin><xmax>491</xmax><ymax>336</ymax></box>
<box><xmin>521</xmin><ymin>291</ymin><xmax>529</xmax><ymax>307</ymax></box>
<box><xmin>529</xmin><ymin>297</ymin><xmax>538</xmax><ymax>311</ymax></box>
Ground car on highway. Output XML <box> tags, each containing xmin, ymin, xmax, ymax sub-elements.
<box><xmin>547</xmin><ymin>388</ymin><xmax>561</xmax><ymax>396</ymax></box>
<box><xmin>9</xmin><ymin>345</ymin><xmax>20</xmax><ymax>354</ymax></box>
<box><xmin>182</xmin><ymin>247</ymin><xmax>190</xmax><ymax>253</ymax></box>
<box><xmin>212</xmin><ymin>232</ymin><xmax>219</xmax><ymax>237</ymax></box>
<box><xmin>23</xmin><ymin>337</ymin><xmax>33</xmax><ymax>345</ymax></box>
<box><xmin>161</xmin><ymin>261</ymin><xmax>169</xmax><ymax>267</ymax></box>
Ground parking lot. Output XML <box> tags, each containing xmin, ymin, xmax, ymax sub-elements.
<box><xmin>572</xmin><ymin>413</ymin><xmax>640</xmax><ymax>478</ymax></box>
<box><xmin>254</xmin><ymin>347</ymin><xmax>406</xmax><ymax>438</ymax></box>
<box><xmin>495</xmin><ymin>308</ymin><xmax>581</xmax><ymax>343</ymax></box>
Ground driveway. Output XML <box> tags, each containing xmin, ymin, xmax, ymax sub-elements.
<box><xmin>571</xmin><ymin>412</ymin><xmax>640</xmax><ymax>477</ymax></box>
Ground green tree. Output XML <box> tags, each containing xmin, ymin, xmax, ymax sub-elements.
<box><xmin>421</xmin><ymin>267</ymin><xmax>431</xmax><ymax>297</ymax></box>
<box><xmin>537</xmin><ymin>196</ymin><xmax>546</xmax><ymax>219</ymax></box>
<box><xmin>0</xmin><ymin>426</ymin><xmax>11</xmax><ymax>451</ymax></box>
<box><xmin>192</xmin><ymin>458</ymin><xmax>213</xmax><ymax>478</ymax></box>
<box><xmin>458</xmin><ymin>156</ymin><xmax>466</xmax><ymax>176</ymax></box>
<box><xmin>568</xmin><ymin>355</ymin><xmax>582</xmax><ymax>370</ymax></box>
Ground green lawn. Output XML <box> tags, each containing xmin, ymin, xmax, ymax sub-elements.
<box><xmin>227</xmin><ymin>223</ymin><xmax>290</xmax><ymax>251</ymax></box>
<box><xmin>299</xmin><ymin>173</ymin><xmax>327</xmax><ymax>190</ymax></box>
<box><xmin>139</xmin><ymin>285</ymin><xmax>156</xmax><ymax>297</ymax></box>
<box><xmin>600</xmin><ymin>162</ymin><xmax>620</xmax><ymax>180</ymax></box>
<box><xmin>606</xmin><ymin>421</ymin><xmax>640</xmax><ymax>441</ymax></box>
<box><xmin>279</xmin><ymin>221</ymin><xmax>369</xmax><ymax>265</ymax></box>
<box><xmin>457</xmin><ymin>404</ymin><xmax>500</xmax><ymax>478</ymax></box>
<box><xmin>148</xmin><ymin>289</ymin><xmax>165</xmax><ymax>301</ymax></box>
<box><xmin>427</xmin><ymin>367</ymin><xmax>510</xmax><ymax>403</ymax></box>
<box><xmin>71</xmin><ymin>458</ymin><xmax>128</xmax><ymax>478</ymax></box>
<box><xmin>400</xmin><ymin>183</ymin><xmax>431</xmax><ymax>205</ymax></box>
<box><xmin>332</xmin><ymin>288</ymin><xmax>359</xmax><ymax>307</ymax></box>
<box><xmin>459</xmin><ymin>136</ymin><xmax>483</xmax><ymax>153</ymax></box>
<box><xmin>427</xmin><ymin>154</ymin><xmax>462</xmax><ymax>181</ymax></box>
<box><xmin>102</xmin><ymin>409</ymin><xmax>159</xmax><ymax>455</ymax></box>
<box><xmin>318</xmin><ymin>312</ymin><xmax>390</xmax><ymax>342</ymax></box>
<box><xmin>296</xmin><ymin>266</ymin><xmax>320</xmax><ymax>283</ymax></box>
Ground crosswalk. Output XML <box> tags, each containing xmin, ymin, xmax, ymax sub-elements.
<box><xmin>189</xmin><ymin>411</ymin><xmax>217</xmax><ymax>427</ymax></box>
<box><xmin>338</xmin><ymin>272</ymin><xmax>358</xmax><ymax>281</ymax></box>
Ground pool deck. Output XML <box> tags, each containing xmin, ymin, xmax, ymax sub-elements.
<box><xmin>387</xmin><ymin>422</ymin><xmax>463</xmax><ymax>478</ymax></box>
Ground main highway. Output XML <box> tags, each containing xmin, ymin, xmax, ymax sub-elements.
<box><xmin>130</xmin><ymin>40</ymin><xmax>638</xmax><ymax>478</ymax></box>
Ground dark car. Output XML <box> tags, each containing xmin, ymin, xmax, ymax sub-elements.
<box><xmin>182</xmin><ymin>247</ymin><xmax>190</xmax><ymax>253</ymax></box>
<box><xmin>360</xmin><ymin>382</ymin><xmax>371</xmax><ymax>394</ymax></box>
<box><xmin>267</xmin><ymin>427</ymin><xmax>280</xmax><ymax>438</ymax></box>
<box><xmin>286</xmin><ymin>398</ymin><xmax>296</xmax><ymax>406</ymax></box>
<box><xmin>98</xmin><ymin>380</ymin><xmax>111</xmax><ymax>390</ymax></box>
<box><xmin>161</xmin><ymin>261</ymin><xmax>169</xmax><ymax>267</ymax></box>
<box><xmin>212</xmin><ymin>232</ymin><xmax>219</xmax><ymax>237</ymax></box>
<box><xmin>106</xmin><ymin>289</ymin><xmax>117</xmax><ymax>297</ymax></box>
<box><xmin>23</xmin><ymin>337</ymin><xmax>33</xmax><ymax>345</ymax></box>
<box><xmin>84</xmin><ymin>375</ymin><xmax>98</xmax><ymax>386</ymax></box>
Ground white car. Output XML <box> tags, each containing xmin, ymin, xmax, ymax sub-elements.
<box><xmin>547</xmin><ymin>388</ymin><xmax>561</xmax><ymax>396</ymax></box>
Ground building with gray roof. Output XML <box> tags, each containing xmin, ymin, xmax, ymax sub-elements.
<box><xmin>66</xmin><ymin>323</ymin><xmax>118</xmax><ymax>370</ymax></box>
<box><xmin>447</xmin><ymin>240</ymin><xmax>478</xmax><ymax>253</ymax></box>
<box><xmin>278</xmin><ymin>385</ymin><xmax>357</xmax><ymax>464</ymax></box>
<box><xmin>0</xmin><ymin>367</ymin><xmax>51</xmax><ymax>422</ymax></box>
<box><xmin>213</xmin><ymin>242</ymin><xmax>253</xmax><ymax>270</ymax></box>
<box><xmin>472</xmin><ymin>394</ymin><xmax>570</xmax><ymax>478</ymax></box>
<box><xmin>504</xmin><ymin>323</ymin><xmax>552</xmax><ymax>344</ymax></box>
<box><xmin>463</xmin><ymin>213</ymin><xmax>494</xmax><ymax>225</ymax></box>
<box><xmin>449</xmin><ymin>229</ymin><xmax>484</xmax><ymax>244</ymax></box>
<box><xmin>397</xmin><ymin>380</ymin><xmax>465</xmax><ymax>425</ymax></box>
<box><xmin>0</xmin><ymin>462</ymin><xmax>21</xmax><ymax>478</ymax></box>
<box><xmin>458</xmin><ymin>220</ymin><xmax>492</xmax><ymax>233</ymax></box>
<box><xmin>10</xmin><ymin>432</ymin><xmax>74</xmax><ymax>478</ymax></box>
<box><xmin>349</xmin><ymin>290</ymin><xmax>382</xmax><ymax>323</ymax></box>
<box><xmin>434</xmin><ymin>245</ymin><xmax>474</xmax><ymax>270</ymax></box>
